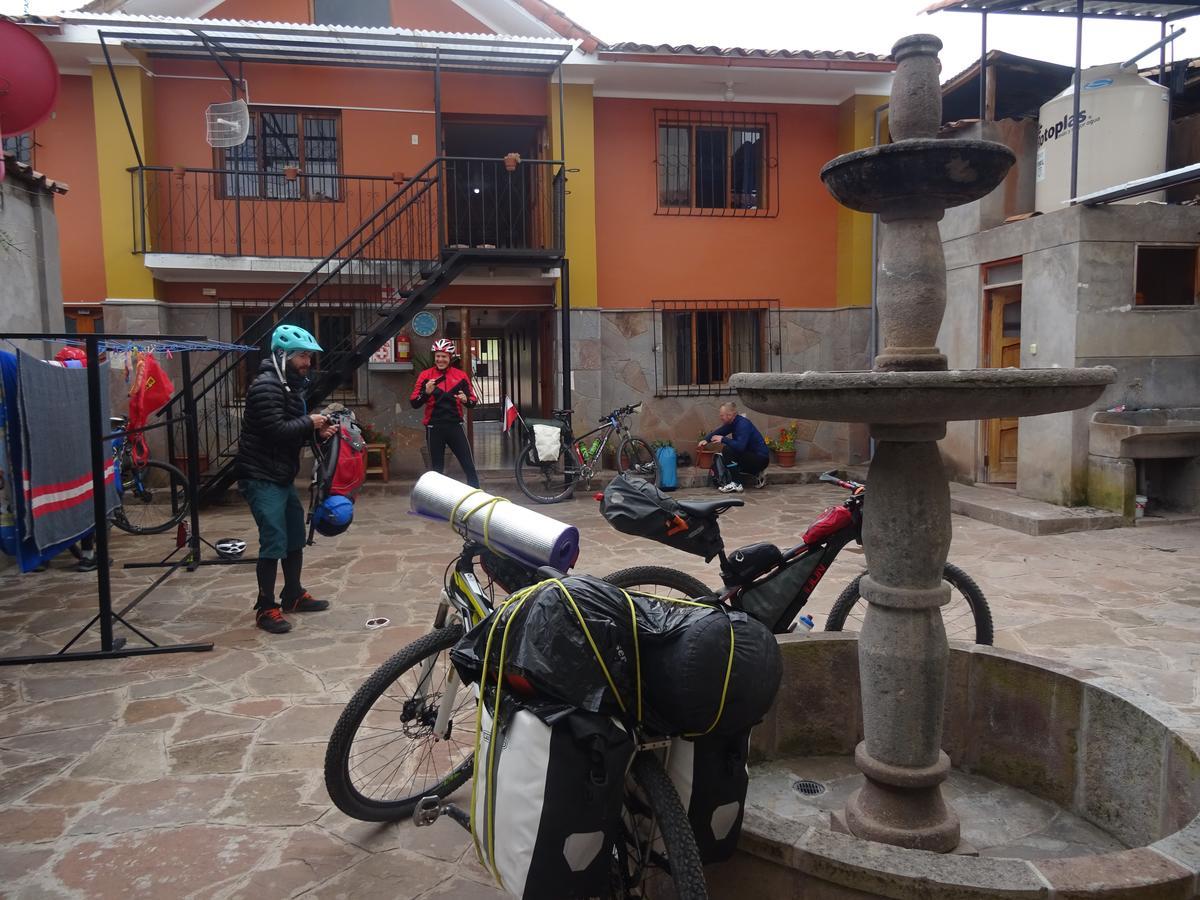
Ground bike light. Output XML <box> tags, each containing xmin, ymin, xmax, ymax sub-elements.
<box><xmin>593</xmin><ymin>492</ymin><xmax>604</xmax><ymax>502</ymax></box>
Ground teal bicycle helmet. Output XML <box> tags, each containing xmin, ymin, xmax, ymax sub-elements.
<box><xmin>271</xmin><ymin>324</ymin><xmax>322</xmax><ymax>353</ymax></box>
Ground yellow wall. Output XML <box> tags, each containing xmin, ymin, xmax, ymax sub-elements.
<box><xmin>835</xmin><ymin>94</ymin><xmax>886</xmax><ymax>308</ymax></box>
<box><xmin>550</xmin><ymin>82</ymin><xmax>597</xmax><ymax>309</ymax></box>
<box><xmin>91</xmin><ymin>64</ymin><xmax>157</xmax><ymax>300</ymax></box>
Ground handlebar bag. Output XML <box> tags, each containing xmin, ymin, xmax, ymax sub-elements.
<box><xmin>472</xmin><ymin>697</ymin><xmax>633</xmax><ymax>900</ymax></box>
<box><xmin>667</xmin><ymin>729</ymin><xmax>752</xmax><ymax>864</ymax></box>
<box><xmin>601</xmin><ymin>473</ymin><xmax>723</xmax><ymax>562</ymax></box>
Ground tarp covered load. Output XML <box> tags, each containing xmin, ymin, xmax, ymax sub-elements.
<box><xmin>600</xmin><ymin>472</ymin><xmax>724</xmax><ymax>561</ymax></box>
<box><xmin>452</xmin><ymin>574</ymin><xmax>781</xmax><ymax>737</ymax></box>
<box><xmin>410</xmin><ymin>471</ymin><xmax>580</xmax><ymax>571</ymax></box>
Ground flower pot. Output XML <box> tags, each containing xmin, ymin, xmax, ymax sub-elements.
<box><xmin>503</xmin><ymin>152</ymin><xmax>521</xmax><ymax>172</ymax></box>
<box><xmin>775</xmin><ymin>450</ymin><xmax>797</xmax><ymax>468</ymax></box>
<box><xmin>695</xmin><ymin>449</ymin><xmax>715</xmax><ymax>469</ymax></box>
<box><xmin>283</xmin><ymin>166</ymin><xmax>300</xmax><ymax>180</ymax></box>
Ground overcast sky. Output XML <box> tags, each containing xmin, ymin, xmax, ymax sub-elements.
<box><xmin>4</xmin><ymin>0</ymin><xmax>1200</xmax><ymax>78</ymax></box>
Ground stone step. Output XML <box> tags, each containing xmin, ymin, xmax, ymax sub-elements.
<box><xmin>949</xmin><ymin>482</ymin><xmax>1126</xmax><ymax>536</ymax></box>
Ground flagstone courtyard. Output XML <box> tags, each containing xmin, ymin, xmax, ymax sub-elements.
<box><xmin>1</xmin><ymin>482</ymin><xmax>1198</xmax><ymax>898</ymax></box>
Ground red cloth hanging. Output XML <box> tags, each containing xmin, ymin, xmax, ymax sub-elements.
<box><xmin>127</xmin><ymin>354</ymin><xmax>174</xmax><ymax>467</ymax></box>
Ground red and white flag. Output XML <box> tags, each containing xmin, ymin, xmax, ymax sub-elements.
<box><xmin>502</xmin><ymin>396</ymin><xmax>519</xmax><ymax>433</ymax></box>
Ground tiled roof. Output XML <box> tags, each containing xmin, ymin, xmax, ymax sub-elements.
<box><xmin>603</xmin><ymin>43</ymin><xmax>891</xmax><ymax>63</ymax></box>
<box><xmin>2</xmin><ymin>152</ymin><xmax>69</xmax><ymax>195</ymax></box>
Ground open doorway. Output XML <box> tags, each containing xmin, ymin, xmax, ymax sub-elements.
<box><xmin>982</xmin><ymin>259</ymin><xmax>1022</xmax><ymax>483</ymax></box>
<box><xmin>442</xmin><ymin>121</ymin><xmax>544</xmax><ymax>249</ymax></box>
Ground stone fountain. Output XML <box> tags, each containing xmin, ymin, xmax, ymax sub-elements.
<box><xmin>734</xmin><ymin>34</ymin><xmax>1115</xmax><ymax>855</ymax></box>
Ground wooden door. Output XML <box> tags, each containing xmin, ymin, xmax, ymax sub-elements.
<box><xmin>985</xmin><ymin>286</ymin><xmax>1021</xmax><ymax>483</ymax></box>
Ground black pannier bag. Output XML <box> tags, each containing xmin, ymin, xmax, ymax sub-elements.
<box><xmin>601</xmin><ymin>473</ymin><xmax>724</xmax><ymax>562</ymax></box>
<box><xmin>736</xmin><ymin>550</ymin><xmax>827</xmax><ymax>633</ymax></box>
<box><xmin>473</xmin><ymin>695</ymin><xmax>634</xmax><ymax>899</ymax></box>
<box><xmin>667</xmin><ymin>729</ymin><xmax>752</xmax><ymax>863</ymax></box>
<box><xmin>452</xmin><ymin>575</ymin><xmax>780</xmax><ymax>736</ymax></box>
<box><xmin>640</xmin><ymin>607</ymin><xmax>782</xmax><ymax>736</ymax></box>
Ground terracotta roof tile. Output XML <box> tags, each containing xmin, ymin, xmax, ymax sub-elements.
<box><xmin>2</xmin><ymin>152</ymin><xmax>69</xmax><ymax>195</ymax></box>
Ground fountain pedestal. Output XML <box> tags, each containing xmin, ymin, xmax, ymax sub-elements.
<box><xmin>733</xmin><ymin>33</ymin><xmax>1115</xmax><ymax>854</ymax></box>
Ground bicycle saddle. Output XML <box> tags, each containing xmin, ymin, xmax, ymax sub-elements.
<box><xmin>552</xmin><ymin>408</ymin><xmax>573</xmax><ymax>417</ymax></box>
<box><xmin>676</xmin><ymin>498</ymin><xmax>744</xmax><ymax>519</ymax></box>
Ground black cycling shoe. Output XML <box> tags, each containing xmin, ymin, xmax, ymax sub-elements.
<box><xmin>256</xmin><ymin>607</ymin><xmax>293</xmax><ymax>634</ymax></box>
<box><xmin>281</xmin><ymin>591</ymin><xmax>330</xmax><ymax>613</ymax></box>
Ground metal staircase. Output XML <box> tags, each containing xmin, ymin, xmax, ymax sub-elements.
<box><xmin>161</xmin><ymin>156</ymin><xmax>565</xmax><ymax>501</ymax></box>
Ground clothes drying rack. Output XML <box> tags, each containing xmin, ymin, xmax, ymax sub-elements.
<box><xmin>0</xmin><ymin>331</ymin><xmax>253</xmax><ymax>666</ymax></box>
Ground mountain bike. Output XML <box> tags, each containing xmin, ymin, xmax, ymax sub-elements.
<box><xmin>324</xmin><ymin>542</ymin><xmax>709</xmax><ymax>899</ymax></box>
<box><xmin>109</xmin><ymin>416</ymin><xmax>190</xmax><ymax>536</ymax></box>
<box><xmin>605</xmin><ymin>471</ymin><xmax>993</xmax><ymax>644</ymax></box>
<box><xmin>515</xmin><ymin>403</ymin><xmax>656</xmax><ymax>504</ymax></box>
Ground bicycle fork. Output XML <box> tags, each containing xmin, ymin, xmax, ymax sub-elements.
<box><xmin>409</xmin><ymin>592</ymin><xmax>462</xmax><ymax>743</ymax></box>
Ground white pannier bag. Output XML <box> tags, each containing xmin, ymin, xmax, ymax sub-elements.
<box><xmin>473</xmin><ymin>700</ymin><xmax>634</xmax><ymax>899</ymax></box>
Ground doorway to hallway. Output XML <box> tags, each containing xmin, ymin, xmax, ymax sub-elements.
<box><xmin>982</xmin><ymin>260</ymin><xmax>1022</xmax><ymax>484</ymax></box>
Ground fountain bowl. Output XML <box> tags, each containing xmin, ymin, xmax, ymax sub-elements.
<box><xmin>732</xmin><ymin>367</ymin><xmax>1116</xmax><ymax>425</ymax></box>
<box><xmin>820</xmin><ymin>139</ymin><xmax>1016</xmax><ymax>216</ymax></box>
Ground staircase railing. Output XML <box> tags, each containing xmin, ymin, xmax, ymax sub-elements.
<box><xmin>161</xmin><ymin>156</ymin><xmax>565</xmax><ymax>499</ymax></box>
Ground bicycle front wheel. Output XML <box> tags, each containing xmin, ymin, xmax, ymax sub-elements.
<box><xmin>825</xmin><ymin>562</ymin><xmax>994</xmax><ymax>645</ymax></box>
<box><xmin>324</xmin><ymin>622</ymin><xmax>475</xmax><ymax>822</ymax></box>
<box><xmin>515</xmin><ymin>441</ymin><xmax>576</xmax><ymax>504</ymax></box>
<box><xmin>111</xmin><ymin>460</ymin><xmax>189</xmax><ymax>535</ymax></box>
<box><xmin>617</xmin><ymin>437</ymin><xmax>657</xmax><ymax>479</ymax></box>
<box><xmin>612</xmin><ymin>752</ymin><xmax>709</xmax><ymax>900</ymax></box>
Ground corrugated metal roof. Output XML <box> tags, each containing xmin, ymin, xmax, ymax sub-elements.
<box><xmin>2</xmin><ymin>152</ymin><xmax>69</xmax><ymax>195</ymax></box>
<box><xmin>603</xmin><ymin>43</ymin><xmax>891</xmax><ymax>62</ymax></box>
<box><xmin>925</xmin><ymin>1</ymin><xmax>1200</xmax><ymax>22</ymax></box>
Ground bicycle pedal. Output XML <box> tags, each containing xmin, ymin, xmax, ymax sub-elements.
<box><xmin>413</xmin><ymin>795</ymin><xmax>442</xmax><ymax>827</ymax></box>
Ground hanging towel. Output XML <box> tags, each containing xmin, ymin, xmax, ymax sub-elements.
<box><xmin>17</xmin><ymin>350</ymin><xmax>119</xmax><ymax>552</ymax></box>
<box><xmin>0</xmin><ymin>352</ymin><xmax>84</xmax><ymax>571</ymax></box>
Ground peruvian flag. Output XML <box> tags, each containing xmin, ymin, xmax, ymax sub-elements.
<box><xmin>502</xmin><ymin>396</ymin><xmax>519</xmax><ymax>433</ymax></box>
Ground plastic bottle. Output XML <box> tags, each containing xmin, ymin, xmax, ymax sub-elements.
<box><xmin>790</xmin><ymin>614</ymin><xmax>815</xmax><ymax>634</ymax></box>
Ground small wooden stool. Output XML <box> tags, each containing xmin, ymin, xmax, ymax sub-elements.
<box><xmin>364</xmin><ymin>443</ymin><xmax>390</xmax><ymax>483</ymax></box>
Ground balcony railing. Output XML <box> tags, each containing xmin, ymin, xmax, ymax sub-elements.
<box><xmin>130</xmin><ymin>157</ymin><xmax>565</xmax><ymax>261</ymax></box>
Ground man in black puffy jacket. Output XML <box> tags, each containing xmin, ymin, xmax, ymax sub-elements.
<box><xmin>236</xmin><ymin>324</ymin><xmax>335</xmax><ymax>634</ymax></box>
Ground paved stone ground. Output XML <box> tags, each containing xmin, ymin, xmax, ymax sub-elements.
<box><xmin>1</xmin><ymin>483</ymin><xmax>1199</xmax><ymax>898</ymax></box>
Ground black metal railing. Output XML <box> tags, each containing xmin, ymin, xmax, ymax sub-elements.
<box><xmin>159</xmin><ymin>156</ymin><xmax>565</xmax><ymax>500</ymax></box>
<box><xmin>130</xmin><ymin>166</ymin><xmax>396</xmax><ymax>258</ymax></box>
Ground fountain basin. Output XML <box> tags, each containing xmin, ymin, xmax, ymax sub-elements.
<box><xmin>707</xmin><ymin>634</ymin><xmax>1200</xmax><ymax>899</ymax></box>
<box><xmin>731</xmin><ymin>367</ymin><xmax>1116</xmax><ymax>425</ymax></box>
<box><xmin>820</xmin><ymin>139</ymin><xmax>1016</xmax><ymax>216</ymax></box>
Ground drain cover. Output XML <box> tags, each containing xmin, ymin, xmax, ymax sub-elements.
<box><xmin>793</xmin><ymin>779</ymin><xmax>826</xmax><ymax>797</ymax></box>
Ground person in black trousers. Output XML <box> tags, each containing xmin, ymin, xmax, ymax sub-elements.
<box><xmin>410</xmin><ymin>338</ymin><xmax>480</xmax><ymax>488</ymax></box>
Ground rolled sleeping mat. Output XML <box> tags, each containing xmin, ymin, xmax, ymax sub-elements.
<box><xmin>409</xmin><ymin>471</ymin><xmax>580</xmax><ymax>572</ymax></box>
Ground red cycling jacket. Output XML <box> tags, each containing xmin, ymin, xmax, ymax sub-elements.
<box><xmin>410</xmin><ymin>365</ymin><xmax>478</xmax><ymax>426</ymax></box>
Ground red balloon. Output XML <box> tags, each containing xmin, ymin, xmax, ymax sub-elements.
<box><xmin>0</xmin><ymin>20</ymin><xmax>60</xmax><ymax>137</ymax></box>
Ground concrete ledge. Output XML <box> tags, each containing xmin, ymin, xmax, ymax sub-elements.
<box><xmin>949</xmin><ymin>482</ymin><xmax>1126</xmax><ymax>535</ymax></box>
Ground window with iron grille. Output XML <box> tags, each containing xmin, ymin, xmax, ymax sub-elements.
<box><xmin>2</xmin><ymin>134</ymin><xmax>34</xmax><ymax>165</ymax></box>
<box><xmin>654</xmin><ymin>110</ymin><xmax>777</xmax><ymax>217</ymax></box>
<box><xmin>219</xmin><ymin>109</ymin><xmax>341</xmax><ymax>200</ymax></box>
<box><xmin>653</xmin><ymin>300</ymin><xmax>781</xmax><ymax>396</ymax></box>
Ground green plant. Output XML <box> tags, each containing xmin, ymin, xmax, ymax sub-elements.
<box><xmin>651</xmin><ymin>439</ymin><xmax>674</xmax><ymax>451</ymax></box>
<box><xmin>410</xmin><ymin>350</ymin><xmax>432</xmax><ymax>372</ymax></box>
<box><xmin>765</xmin><ymin>423</ymin><xmax>799</xmax><ymax>453</ymax></box>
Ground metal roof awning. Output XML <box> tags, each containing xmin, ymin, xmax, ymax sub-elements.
<box><xmin>67</xmin><ymin>14</ymin><xmax>574</xmax><ymax>74</ymax></box>
<box><xmin>925</xmin><ymin>1</ymin><xmax>1200</xmax><ymax>23</ymax></box>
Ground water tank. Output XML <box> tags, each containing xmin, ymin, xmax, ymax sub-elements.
<box><xmin>1035</xmin><ymin>63</ymin><xmax>1169</xmax><ymax>212</ymax></box>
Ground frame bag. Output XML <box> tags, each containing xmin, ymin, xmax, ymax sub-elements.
<box><xmin>737</xmin><ymin>550</ymin><xmax>827</xmax><ymax>633</ymax></box>
<box><xmin>473</xmin><ymin>698</ymin><xmax>634</xmax><ymax>900</ymax></box>
<box><xmin>667</xmin><ymin>730</ymin><xmax>752</xmax><ymax>863</ymax></box>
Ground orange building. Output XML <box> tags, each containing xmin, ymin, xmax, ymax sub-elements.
<box><xmin>5</xmin><ymin>0</ymin><xmax>892</xmax><ymax>479</ymax></box>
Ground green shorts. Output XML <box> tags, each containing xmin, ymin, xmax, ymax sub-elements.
<box><xmin>240</xmin><ymin>479</ymin><xmax>306</xmax><ymax>560</ymax></box>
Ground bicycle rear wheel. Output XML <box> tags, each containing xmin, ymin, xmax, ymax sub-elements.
<box><xmin>603</xmin><ymin>566</ymin><xmax>713</xmax><ymax>601</ymax></box>
<box><xmin>611</xmin><ymin>752</ymin><xmax>709</xmax><ymax>899</ymax></box>
<box><xmin>515</xmin><ymin>441</ymin><xmax>577</xmax><ymax>504</ymax></box>
<box><xmin>324</xmin><ymin>623</ymin><xmax>474</xmax><ymax>821</ymax></box>
<box><xmin>825</xmin><ymin>562</ymin><xmax>994</xmax><ymax>645</ymax></box>
<box><xmin>111</xmin><ymin>460</ymin><xmax>189</xmax><ymax>535</ymax></box>
<box><xmin>617</xmin><ymin>437</ymin><xmax>657</xmax><ymax>478</ymax></box>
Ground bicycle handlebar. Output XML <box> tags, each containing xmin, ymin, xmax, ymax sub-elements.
<box><xmin>820</xmin><ymin>470</ymin><xmax>864</xmax><ymax>492</ymax></box>
<box><xmin>600</xmin><ymin>401</ymin><xmax>643</xmax><ymax>424</ymax></box>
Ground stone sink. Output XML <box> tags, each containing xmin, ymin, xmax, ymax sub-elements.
<box><xmin>1090</xmin><ymin>409</ymin><xmax>1200</xmax><ymax>460</ymax></box>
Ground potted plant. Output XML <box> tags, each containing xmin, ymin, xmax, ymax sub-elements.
<box><xmin>695</xmin><ymin>431</ymin><xmax>716</xmax><ymax>469</ymax></box>
<box><xmin>766</xmin><ymin>423</ymin><xmax>799</xmax><ymax>468</ymax></box>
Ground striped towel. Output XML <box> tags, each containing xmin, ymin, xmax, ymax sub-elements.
<box><xmin>17</xmin><ymin>350</ymin><xmax>119</xmax><ymax>551</ymax></box>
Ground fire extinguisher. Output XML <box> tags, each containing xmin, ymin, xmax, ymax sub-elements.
<box><xmin>395</xmin><ymin>332</ymin><xmax>411</xmax><ymax>362</ymax></box>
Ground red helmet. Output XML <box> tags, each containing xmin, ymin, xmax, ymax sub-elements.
<box><xmin>55</xmin><ymin>346</ymin><xmax>87</xmax><ymax>365</ymax></box>
<box><xmin>431</xmin><ymin>339</ymin><xmax>456</xmax><ymax>355</ymax></box>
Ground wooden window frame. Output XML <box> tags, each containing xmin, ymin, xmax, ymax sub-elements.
<box><xmin>653</xmin><ymin>300</ymin><xmax>779</xmax><ymax>397</ymax></box>
<box><xmin>654</xmin><ymin>110</ymin><xmax>778</xmax><ymax>218</ymax></box>
<box><xmin>216</xmin><ymin>107</ymin><xmax>343</xmax><ymax>202</ymax></box>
